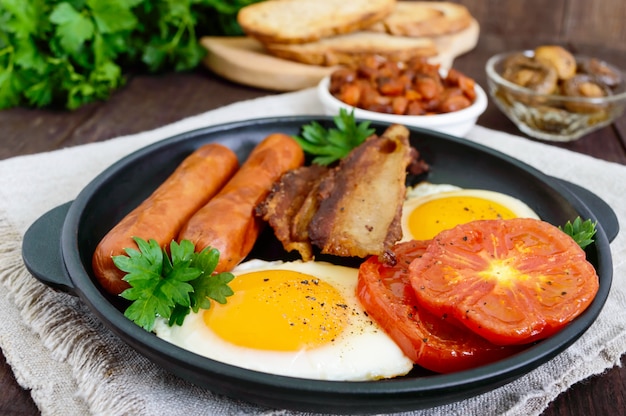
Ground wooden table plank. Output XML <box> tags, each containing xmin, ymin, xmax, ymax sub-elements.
<box><xmin>0</xmin><ymin>70</ymin><xmax>272</xmax><ymax>160</ymax></box>
<box><xmin>0</xmin><ymin>352</ymin><xmax>39</xmax><ymax>415</ymax></box>
<box><xmin>459</xmin><ymin>0</ymin><xmax>626</xmax><ymax>52</ymax></box>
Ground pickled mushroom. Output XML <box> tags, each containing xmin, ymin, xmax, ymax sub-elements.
<box><xmin>562</xmin><ymin>74</ymin><xmax>611</xmax><ymax>113</ymax></box>
<box><xmin>534</xmin><ymin>45</ymin><xmax>577</xmax><ymax>80</ymax></box>
<box><xmin>579</xmin><ymin>58</ymin><xmax>623</xmax><ymax>88</ymax></box>
<box><xmin>502</xmin><ymin>54</ymin><xmax>558</xmax><ymax>94</ymax></box>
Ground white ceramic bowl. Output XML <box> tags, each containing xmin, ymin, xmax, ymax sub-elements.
<box><xmin>317</xmin><ymin>75</ymin><xmax>487</xmax><ymax>137</ymax></box>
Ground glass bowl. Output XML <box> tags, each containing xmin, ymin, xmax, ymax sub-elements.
<box><xmin>485</xmin><ymin>50</ymin><xmax>626</xmax><ymax>142</ymax></box>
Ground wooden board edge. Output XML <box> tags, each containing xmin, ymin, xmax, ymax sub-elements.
<box><xmin>200</xmin><ymin>18</ymin><xmax>480</xmax><ymax>92</ymax></box>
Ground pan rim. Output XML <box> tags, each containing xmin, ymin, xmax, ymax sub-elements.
<box><xmin>57</xmin><ymin>116</ymin><xmax>613</xmax><ymax>413</ymax></box>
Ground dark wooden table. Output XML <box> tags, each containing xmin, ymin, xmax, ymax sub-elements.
<box><xmin>2</xmin><ymin>31</ymin><xmax>625</xmax><ymax>416</ymax></box>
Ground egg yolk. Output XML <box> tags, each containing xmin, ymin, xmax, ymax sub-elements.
<box><xmin>203</xmin><ymin>270</ymin><xmax>348</xmax><ymax>351</ymax></box>
<box><xmin>408</xmin><ymin>195</ymin><xmax>517</xmax><ymax>240</ymax></box>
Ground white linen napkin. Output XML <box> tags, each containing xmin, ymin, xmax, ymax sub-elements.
<box><xmin>1</xmin><ymin>88</ymin><xmax>624</xmax><ymax>416</ymax></box>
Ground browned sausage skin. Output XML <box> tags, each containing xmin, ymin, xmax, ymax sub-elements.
<box><xmin>178</xmin><ymin>134</ymin><xmax>305</xmax><ymax>272</ymax></box>
<box><xmin>92</xmin><ymin>143</ymin><xmax>240</xmax><ymax>295</ymax></box>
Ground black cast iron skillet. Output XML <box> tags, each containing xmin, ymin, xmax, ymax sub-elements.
<box><xmin>22</xmin><ymin>117</ymin><xmax>615</xmax><ymax>414</ymax></box>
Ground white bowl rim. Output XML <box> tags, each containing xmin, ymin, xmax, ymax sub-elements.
<box><xmin>485</xmin><ymin>50</ymin><xmax>626</xmax><ymax>103</ymax></box>
<box><xmin>317</xmin><ymin>75</ymin><xmax>488</xmax><ymax>127</ymax></box>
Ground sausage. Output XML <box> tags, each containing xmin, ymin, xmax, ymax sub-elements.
<box><xmin>178</xmin><ymin>133</ymin><xmax>305</xmax><ymax>272</ymax></box>
<box><xmin>92</xmin><ymin>143</ymin><xmax>239</xmax><ymax>295</ymax></box>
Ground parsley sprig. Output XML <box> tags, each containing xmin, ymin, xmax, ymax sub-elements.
<box><xmin>294</xmin><ymin>109</ymin><xmax>376</xmax><ymax>166</ymax></box>
<box><xmin>559</xmin><ymin>217</ymin><xmax>597</xmax><ymax>249</ymax></box>
<box><xmin>0</xmin><ymin>0</ymin><xmax>261</xmax><ymax>110</ymax></box>
<box><xmin>113</xmin><ymin>237</ymin><xmax>234</xmax><ymax>331</ymax></box>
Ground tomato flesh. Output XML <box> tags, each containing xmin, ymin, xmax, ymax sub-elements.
<box><xmin>357</xmin><ymin>240</ymin><xmax>522</xmax><ymax>373</ymax></box>
<box><xmin>409</xmin><ymin>218</ymin><xmax>599</xmax><ymax>346</ymax></box>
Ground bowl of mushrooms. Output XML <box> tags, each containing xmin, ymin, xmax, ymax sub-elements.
<box><xmin>485</xmin><ymin>45</ymin><xmax>626</xmax><ymax>142</ymax></box>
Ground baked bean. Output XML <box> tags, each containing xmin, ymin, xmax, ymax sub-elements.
<box><xmin>414</xmin><ymin>75</ymin><xmax>443</xmax><ymax>100</ymax></box>
<box><xmin>407</xmin><ymin>100</ymin><xmax>427</xmax><ymax>115</ymax></box>
<box><xmin>378</xmin><ymin>77</ymin><xmax>406</xmax><ymax>96</ymax></box>
<box><xmin>446</xmin><ymin>68</ymin><xmax>477</xmax><ymax>101</ymax></box>
<box><xmin>339</xmin><ymin>83</ymin><xmax>361</xmax><ymax>107</ymax></box>
<box><xmin>440</xmin><ymin>93</ymin><xmax>472</xmax><ymax>113</ymax></box>
<box><xmin>391</xmin><ymin>96</ymin><xmax>409</xmax><ymax>115</ymax></box>
<box><xmin>330</xmin><ymin>68</ymin><xmax>357</xmax><ymax>94</ymax></box>
<box><xmin>329</xmin><ymin>56</ymin><xmax>477</xmax><ymax>115</ymax></box>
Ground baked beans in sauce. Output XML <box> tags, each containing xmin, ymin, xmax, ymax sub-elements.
<box><xmin>329</xmin><ymin>55</ymin><xmax>477</xmax><ymax>115</ymax></box>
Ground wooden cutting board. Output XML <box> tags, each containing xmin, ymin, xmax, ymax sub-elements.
<box><xmin>200</xmin><ymin>19</ymin><xmax>479</xmax><ymax>91</ymax></box>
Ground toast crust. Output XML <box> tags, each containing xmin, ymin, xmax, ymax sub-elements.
<box><xmin>369</xmin><ymin>1</ymin><xmax>472</xmax><ymax>37</ymax></box>
<box><xmin>264</xmin><ymin>32</ymin><xmax>437</xmax><ymax>67</ymax></box>
<box><xmin>238</xmin><ymin>0</ymin><xmax>397</xmax><ymax>44</ymax></box>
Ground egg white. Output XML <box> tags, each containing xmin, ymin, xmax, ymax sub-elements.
<box><xmin>401</xmin><ymin>182</ymin><xmax>540</xmax><ymax>241</ymax></box>
<box><xmin>153</xmin><ymin>259</ymin><xmax>413</xmax><ymax>381</ymax></box>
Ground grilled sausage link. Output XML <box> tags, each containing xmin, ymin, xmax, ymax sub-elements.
<box><xmin>92</xmin><ymin>143</ymin><xmax>239</xmax><ymax>295</ymax></box>
<box><xmin>178</xmin><ymin>133</ymin><xmax>305</xmax><ymax>272</ymax></box>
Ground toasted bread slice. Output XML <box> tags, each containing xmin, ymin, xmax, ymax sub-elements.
<box><xmin>368</xmin><ymin>1</ymin><xmax>472</xmax><ymax>37</ymax></box>
<box><xmin>263</xmin><ymin>32</ymin><xmax>437</xmax><ymax>66</ymax></box>
<box><xmin>237</xmin><ymin>0</ymin><xmax>397</xmax><ymax>44</ymax></box>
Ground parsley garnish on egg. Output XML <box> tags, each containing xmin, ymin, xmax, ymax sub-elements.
<box><xmin>113</xmin><ymin>237</ymin><xmax>234</xmax><ymax>331</ymax></box>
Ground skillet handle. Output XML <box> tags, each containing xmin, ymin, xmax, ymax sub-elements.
<box><xmin>22</xmin><ymin>202</ymin><xmax>77</xmax><ymax>294</ymax></box>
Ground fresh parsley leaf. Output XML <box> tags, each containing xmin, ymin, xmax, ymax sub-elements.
<box><xmin>559</xmin><ymin>217</ymin><xmax>597</xmax><ymax>249</ymax></box>
<box><xmin>88</xmin><ymin>0</ymin><xmax>138</xmax><ymax>34</ymax></box>
<box><xmin>2</xmin><ymin>0</ymin><xmax>39</xmax><ymax>36</ymax></box>
<box><xmin>169</xmin><ymin>249</ymin><xmax>235</xmax><ymax>326</ymax></box>
<box><xmin>190</xmin><ymin>250</ymin><xmax>235</xmax><ymax>309</ymax></box>
<box><xmin>0</xmin><ymin>0</ymin><xmax>263</xmax><ymax>110</ymax></box>
<box><xmin>116</xmin><ymin>237</ymin><xmax>164</xmax><ymax>277</ymax></box>
<box><xmin>23</xmin><ymin>78</ymin><xmax>54</xmax><ymax>108</ymax></box>
<box><xmin>293</xmin><ymin>108</ymin><xmax>376</xmax><ymax>165</ymax></box>
<box><xmin>0</xmin><ymin>67</ymin><xmax>21</xmax><ymax>109</ymax></box>
<box><xmin>49</xmin><ymin>3</ymin><xmax>95</xmax><ymax>55</ymax></box>
<box><xmin>114</xmin><ymin>237</ymin><xmax>234</xmax><ymax>331</ymax></box>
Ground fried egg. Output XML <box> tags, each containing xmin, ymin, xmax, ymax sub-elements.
<box><xmin>401</xmin><ymin>182</ymin><xmax>540</xmax><ymax>241</ymax></box>
<box><xmin>153</xmin><ymin>259</ymin><xmax>413</xmax><ymax>381</ymax></box>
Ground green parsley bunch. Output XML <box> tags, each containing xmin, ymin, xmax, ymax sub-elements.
<box><xmin>114</xmin><ymin>237</ymin><xmax>234</xmax><ymax>331</ymax></box>
<box><xmin>0</xmin><ymin>0</ymin><xmax>261</xmax><ymax>110</ymax></box>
